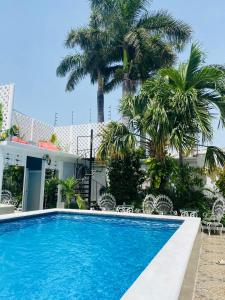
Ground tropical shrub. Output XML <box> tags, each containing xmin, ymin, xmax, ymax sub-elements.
<box><xmin>44</xmin><ymin>171</ymin><xmax>59</xmax><ymax>209</ymax></box>
<box><xmin>145</xmin><ymin>156</ymin><xmax>176</xmax><ymax>192</ymax></box>
<box><xmin>107</xmin><ymin>151</ymin><xmax>144</xmax><ymax>207</ymax></box>
<box><xmin>215</xmin><ymin>168</ymin><xmax>225</xmax><ymax>197</ymax></box>
<box><xmin>2</xmin><ymin>165</ymin><xmax>24</xmax><ymax>207</ymax></box>
<box><xmin>59</xmin><ymin>177</ymin><xmax>87</xmax><ymax>209</ymax></box>
<box><xmin>145</xmin><ymin>156</ymin><xmax>213</xmax><ymax>217</ymax></box>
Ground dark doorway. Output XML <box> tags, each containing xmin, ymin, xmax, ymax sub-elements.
<box><xmin>25</xmin><ymin>156</ymin><xmax>42</xmax><ymax>211</ymax></box>
<box><xmin>43</xmin><ymin>169</ymin><xmax>59</xmax><ymax>209</ymax></box>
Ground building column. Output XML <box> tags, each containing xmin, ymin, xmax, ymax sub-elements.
<box><xmin>0</xmin><ymin>151</ymin><xmax>4</xmax><ymax>199</ymax></box>
<box><xmin>57</xmin><ymin>161</ymin><xmax>64</xmax><ymax>208</ymax></box>
<box><xmin>39</xmin><ymin>160</ymin><xmax>46</xmax><ymax>210</ymax></box>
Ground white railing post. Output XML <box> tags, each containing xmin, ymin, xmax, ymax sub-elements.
<box><xmin>30</xmin><ymin>118</ymin><xmax>34</xmax><ymax>142</ymax></box>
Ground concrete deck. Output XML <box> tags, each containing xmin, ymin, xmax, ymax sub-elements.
<box><xmin>193</xmin><ymin>233</ymin><xmax>225</xmax><ymax>300</ymax></box>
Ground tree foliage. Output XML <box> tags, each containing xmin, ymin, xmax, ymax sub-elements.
<box><xmin>98</xmin><ymin>44</ymin><xmax>225</xmax><ymax>170</ymax></box>
<box><xmin>107</xmin><ymin>151</ymin><xmax>144</xmax><ymax>206</ymax></box>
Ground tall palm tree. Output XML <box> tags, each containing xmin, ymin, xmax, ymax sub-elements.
<box><xmin>97</xmin><ymin>44</ymin><xmax>225</xmax><ymax>171</ymax></box>
<box><xmin>160</xmin><ymin>43</ymin><xmax>225</xmax><ymax>166</ymax></box>
<box><xmin>57</xmin><ymin>12</ymin><xmax>120</xmax><ymax>123</ymax></box>
<box><xmin>91</xmin><ymin>0</ymin><xmax>192</xmax><ymax>96</ymax></box>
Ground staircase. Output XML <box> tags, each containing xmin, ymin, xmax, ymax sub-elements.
<box><xmin>75</xmin><ymin>175</ymin><xmax>90</xmax><ymax>201</ymax></box>
<box><xmin>74</xmin><ymin>129</ymin><xmax>106</xmax><ymax>207</ymax></box>
<box><xmin>75</xmin><ymin>158</ymin><xmax>106</xmax><ymax>204</ymax></box>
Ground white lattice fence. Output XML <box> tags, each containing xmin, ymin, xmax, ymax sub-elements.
<box><xmin>12</xmin><ymin>111</ymin><xmax>33</xmax><ymax>141</ymax></box>
<box><xmin>54</xmin><ymin>123</ymin><xmax>105</xmax><ymax>156</ymax></box>
<box><xmin>32</xmin><ymin>119</ymin><xmax>54</xmax><ymax>143</ymax></box>
<box><xmin>0</xmin><ymin>84</ymin><xmax>14</xmax><ymax>130</ymax></box>
<box><xmin>12</xmin><ymin>111</ymin><xmax>54</xmax><ymax>144</ymax></box>
<box><xmin>0</xmin><ymin>84</ymin><xmax>105</xmax><ymax>156</ymax></box>
<box><xmin>54</xmin><ymin>126</ymin><xmax>71</xmax><ymax>153</ymax></box>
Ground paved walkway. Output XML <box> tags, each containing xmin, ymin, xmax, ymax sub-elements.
<box><xmin>193</xmin><ymin>233</ymin><xmax>225</xmax><ymax>300</ymax></box>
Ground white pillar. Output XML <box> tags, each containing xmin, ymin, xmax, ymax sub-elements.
<box><xmin>0</xmin><ymin>151</ymin><xmax>4</xmax><ymax>199</ymax></box>
<box><xmin>39</xmin><ymin>160</ymin><xmax>46</xmax><ymax>210</ymax></box>
<box><xmin>22</xmin><ymin>167</ymin><xmax>28</xmax><ymax>211</ymax></box>
<box><xmin>57</xmin><ymin>161</ymin><xmax>64</xmax><ymax>208</ymax></box>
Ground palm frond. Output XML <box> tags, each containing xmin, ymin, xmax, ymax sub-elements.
<box><xmin>191</xmin><ymin>66</ymin><xmax>223</xmax><ymax>89</ymax></box>
<box><xmin>204</xmin><ymin>146</ymin><xmax>225</xmax><ymax>172</ymax></box>
<box><xmin>65</xmin><ymin>68</ymin><xmax>87</xmax><ymax>91</ymax></box>
<box><xmin>138</xmin><ymin>10</ymin><xmax>192</xmax><ymax>49</ymax></box>
<box><xmin>160</xmin><ymin>68</ymin><xmax>185</xmax><ymax>90</ymax></box>
<box><xmin>96</xmin><ymin>121</ymin><xmax>137</xmax><ymax>160</ymax></box>
<box><xmin>56</xmin><ymin>54</ymin><xmax>85</xmax><ymax>77</ymax></box>
<box><xmin>185</xmin><ymin>43</ymin><xmax>203</xmax><ymax>88</ymax></box>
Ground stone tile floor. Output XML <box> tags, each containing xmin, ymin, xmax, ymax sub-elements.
<box><xmin>193</xmin><ymin>232</ymin><xmax>225</xmax><ymax>300</ymax></box>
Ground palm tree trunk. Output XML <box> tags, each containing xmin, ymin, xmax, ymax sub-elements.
<box><xmin>179</xmin><ymin>146</ymin><xmax>184</xmax><ymax>167</ymax></box>
<box><xmin>122</xmin><ymin>48</ymin><xmax>130</xmax><ymax>97</ymax></box>
<box><xmin>140</xmin><ymin>128</ymin><xmax>146</xmax><ymax>155</ymax></box>
<box><xmin>97</xmin><ymin>75</ymin><xmax>104</xmax><ymax>123</ymax></box>
<box><xmin>122</xmin><ymin>72</ymin><xmax>130</xmax><ymax>96</ymax></box>
<box><xmin>122</xmin><ymin>48</ymin><xmax>131</xmax><ymax>125</ymax></box>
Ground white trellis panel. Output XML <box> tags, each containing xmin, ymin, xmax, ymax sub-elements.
<box><xmin>54</xmin><ymin>122</ymin><xmax>105</xmax><ymax>156</ymax></box>
<box><xmin>12</xmin><ymin>111</ymin><xmax>54</xmax><ymax>144</ymax></box>
<box><xmin>12</xmin><ymin>111</ymin><xmax>33</xmax><ymax>141</ymax></box>
<box><xmin>0</xmin><ymin>84</ymin><xmax>14</xmax><ymax>130</ymax></box>
<box><xmin>32</xmin><ymin>119</ymin><xmax>54</xmax><ymax>143</ymax></box>
<box><xmin>54</xmin><ymin>126</ymin><xmax>71</xmax><ymax>153</ymax></box>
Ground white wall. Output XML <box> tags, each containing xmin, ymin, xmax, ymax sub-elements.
<box><xmin>26</xmin><ymin>170</ymin><xmax>42</xmax><ymax>211</ymax></box>
<box><xmin>62</xmin><ymin>162</ymin><xmax>75</xmax><ymax>179</ymax></box>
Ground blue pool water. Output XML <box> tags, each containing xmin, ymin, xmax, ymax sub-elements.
<box><xmin>0</xmin><ymin>213</ymin><xmax>181</xmax><ymax>300</ymax></box>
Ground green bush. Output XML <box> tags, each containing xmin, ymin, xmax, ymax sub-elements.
<box><xmin>107</xmin><ymin>150</ymin><xmax>145</xmax><ymax>207</ymax></box>
<box><xmin>145</xmin><ymin>156</ymin><xmax>213</xmax><ymax>217</ymax></box>
<box><xmin>215</xmin><ymin>168</ymin><xmax>225</xmax><ymax>197</ymax></box>
<box><xmin>2</xmin><ymin>165</ymin><xmax>24</xmax><ymax>207</ymax></box>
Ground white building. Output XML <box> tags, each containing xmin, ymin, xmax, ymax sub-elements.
<box><xmin>0</xmin><ymin>84</ymin><xmax>106</xmax><ymax>212</ymax></box>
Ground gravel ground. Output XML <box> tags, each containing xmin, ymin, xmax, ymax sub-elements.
<box><xmin>193</xmin><ymin>232</ymin><xmax>225</xmax><ymax>300</ymax></box>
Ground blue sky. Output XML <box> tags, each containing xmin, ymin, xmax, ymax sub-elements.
<box><xmin>0</xmin><ymin>0</ymin><xmax>225</xmax><ymax>145</ymax></box>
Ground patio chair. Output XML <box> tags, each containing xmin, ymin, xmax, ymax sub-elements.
<box><xmin>180</xmin><ymin>210</ymin><xmax>198</xmax><ymax>217</ymax></box>
<box><xmin>116</xmin><ymin>203</ymin><xmax>134</xmax><ymax>213</ymax></box>
<box><xmin>202</xmin><ymin>198</ymin><xmax>225</xmax><ymax>235</ymax></box>
<box><xmin>155</xmin><ymin>195</ymin><xmax>173</xmax><ymax>215</ymax></box>
<box><xmin>1</xmin><ymin>190</ymin><xmax>13</xmax><ymax>205</ymax></box>
<box><xmin>1</xmin><ymin>190</ymin><xmax>20</xmax><ymax>210</ymax></box>
<box><xmin>97</xmin><ymin>193</ymin><xmax>116</xmax><ymax>211</ymax></box>
<box><xmin>143</xmin><ymin>194</ymin><xmax>156</xmax><ymax>214</ymax></box>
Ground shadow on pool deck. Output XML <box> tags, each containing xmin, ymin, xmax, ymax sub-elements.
<box><xmin>193</xmin><ymin>232</ymin><xmax>225</xmax><ymax>300</ymax></box>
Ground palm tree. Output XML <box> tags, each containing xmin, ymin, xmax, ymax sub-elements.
<box><xmin>91</xmin><ymin>0</ymin><xmax>192</xmax><ymax>96</ymax></box>
<box><xmin>59</xmin><ymin>177</ymin><xmax>87</xmax><ymax>209</ymax></box>
<box><xmin>57</xmin><ymin>12</ymin><xmax>120</xmax><ymax>123</ymax></box>
<box><xmin>97</xmin><ymin>44</ymin><xmax>225</xmax><ymax>171</ymax></box>
<box><xmin>159</xmin><ymin>43</ymin><xmax>225</xmax><ymax>166</ymax></box>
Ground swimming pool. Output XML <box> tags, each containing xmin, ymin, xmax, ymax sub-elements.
<box><xmin>0</xmin><ymin>212</ymin><xmax>182</xmax><ymax>300</ymax></box>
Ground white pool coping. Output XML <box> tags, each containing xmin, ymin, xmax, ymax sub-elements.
<box><xmin>0</xmin><ymin>209</ymin><xmax>201</xmax><ymax>300</ymax></box>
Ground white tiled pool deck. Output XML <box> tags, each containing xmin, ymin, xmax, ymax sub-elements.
<box><xmin>0</xmin><ymin>209</ymin><xmax>201</xmax><ymax>300</ymax></box>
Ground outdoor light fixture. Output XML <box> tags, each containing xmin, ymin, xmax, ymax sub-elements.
<box><xmin>42</xmin><ymin>154</ymin><xmax>51</xmax><ymax>166</ymax></box>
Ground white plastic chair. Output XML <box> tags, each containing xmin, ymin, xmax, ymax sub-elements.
<box><xmin>1</xmin><ymin>190</ymin><xmax>13</xmax><ymax>205</ymax></box>
<box><xmin>116</xmin><ymin>203</ymin><xmax>134</xmax><ymax>213</ymax></box>
<box><xmin>143</xmin><ymin>194</ymin><xmax>156</xmax><ymax>214</ymax></box>
<box><xmin>202</xmin><ymin>198</ymin><xmax>225</xmax><ymax>235</ymax></box>
<box><xmin>97</xmin><ymin>193</ymin><xmax>116</xmax><ymax>211</ymax></box>
<box><xmin>155</xmin><ymin>195</ymin><xmax>173</xmax><ymax>215</ymax></box>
